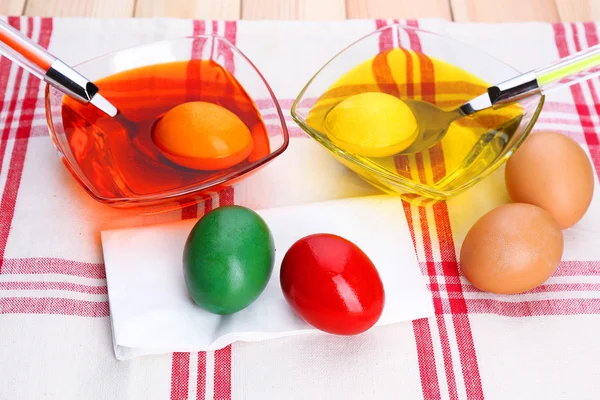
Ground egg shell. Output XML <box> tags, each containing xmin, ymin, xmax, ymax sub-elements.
<box><xmin>459</xmin><ymin>203</ymin><xmax>564</xmax><ymax>295</ymax></box>
<box><xmin>280</xmin><ymin>233</ymin><xmax>385</xmax><ymax>335</ymax></box>
<box><xmin>153</xmin><ymin>101</ymin><xmax>254</xmax><ymax>170</ymax></box>
<box><xmin>505</xmin><ymin>131</ymin><xmax>594</xmax><ymax>229</ymax></box>
<box><xmin>324</xmin><ymin>92</ymin><xmax>418</xmax><ymax>157</ymax></box>
<box><xmin>183</xmin><ymin>205</ymin><xmax>275</xmax><ymax>315</ymax></box>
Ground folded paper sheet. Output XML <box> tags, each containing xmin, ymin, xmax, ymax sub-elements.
<box><xmin>101</xmin><ymin>195</ymin><xmax>434</xmax><ymax>360</ymax></box>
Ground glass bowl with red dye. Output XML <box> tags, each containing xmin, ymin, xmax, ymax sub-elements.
<box><xmin>45</xmin><ymin>36</ymin><xmax>289</xmax><ymax>213</ymax></box>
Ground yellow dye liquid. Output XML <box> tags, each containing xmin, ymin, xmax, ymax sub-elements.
<box><xmin>305</xmin><ymin>48</ymin><xmax>525</xmax><ymax>202</ymax></box>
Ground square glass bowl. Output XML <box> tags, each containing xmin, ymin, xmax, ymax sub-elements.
<box><xmin>46</xmin><ymin>36</ymin><xmax>288</xmax><ymax>213</ymax></box>
<box><xmin>291</xmin><ymin>24</ymin><xmax>544</xmax><ymax>205</ymax></box>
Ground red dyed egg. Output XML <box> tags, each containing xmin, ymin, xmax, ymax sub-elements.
<box><xmin>280</xmin><ymin>233</ymin><xmax>385</xmax><ymax>335</ymax></box>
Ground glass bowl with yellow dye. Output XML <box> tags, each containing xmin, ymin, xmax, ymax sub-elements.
<box><xmin>291</xmin><ymin>24</ymin><xmax>544</xmax><ymax>205</ymax></box>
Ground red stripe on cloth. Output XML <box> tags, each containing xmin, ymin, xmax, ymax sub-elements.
<box><xmin>571</xmin><ymin>23</ymin><xmax>600</xmax><ymax>147</ymax></box>
<box><xmin>431</xmin><ymin>295</ymin><xmax>600</xmax><ymax>316</ymax></box>
<box><xmin>453</xmin><ymin>281</ymin><xmax>600</xmax><ymax>294</ymax></box>
<box><xmin>403</xmin><ymin>200</ymin><xmax>441</xmax><ymax>397</ymax></box>
<box><xmin>0</xmin><ymin>18</ymin><xmax>53</xmax><ymax>274</ymax></box>
<box><xmin>197</xmin><ymin>352</ymin><xmax>207</xmax><ymax>400</ymax></box>
<box><xmin>255</xmin><ymin>98</ymin><xmax>295</xmax><ymax>109</ymax></box>
<box><xmin>433</xmin><ymin>312</ymin><xmax>458</xmax><ymax>400</ymax></box>
<box><xmin>170</xmin><ymin>352</ymin><xmax>191</xmax><ymax>400</ymax></box>
<box><xmin>1</xmin><ymin>258</ymin><xmax>105</xmax><ymax>278</ymax></box>
<box><xmin>214</xmin><ymin>345</ymin><xmax>232</xmax><ymax>400</ymax></box>
<box><xmin>553</xmin><ymin>23</ymin><xmax>600</xmax><ymax>174</ymax></box>
<box><xmin>543</xmin><ymin>101</ymin><xmax>577</xmax><ymax>113</ymax></box>
<box><xmin>0</xmin><ymin>33</ymin><xmax>14</xmax><ymax>102</ymax></box>
<box><xmin>181</xmin><ymin>204</ymin><xmax>199</xmax><ymax>220</ymax></box>
<box><xmin>401</xmin><ymin>180</ymin><xmax>441</xmax><ymax>396</ymax></box>
<box><xmin>467</xmin><ymin>298</ymin><xmax>600</xmax><ymax>316</ymax></box>
<box><xmin>204</xmin><ymin>195</ymin><xmax>213</xmax><ymax>215</ymax></box>
<box><xmin>0</xmin><ymin>17</ymin><xmax>19</xmax><ymax>170</ymax></box>
<box><xmin>219</xmin><ymin>187</ymin><xmax>234</xmax><ymax>206</ymax></box>
<box><xmin>423</xmin><ymin>260</ymin><xmax>600</xmax><ymax>280</ymax></box>
<box><xmin>405</xmin><ymin>20</ymin><xmax>419</xmax><ymax>35</ymax></box>
<box><xmin>267</xmin><ymin>124</ymin><xmax>306</xmax><ymax>138</ymax></box>
<box><xmin>211</xmin><ymin>21</ymin><xmax>237</xmax><ymax>75</ymax></box>
<box><xmin>583</xmin><ymin>21</ymin><xmax>599</xmax><ymax>42</ymax></box>
<box><xmin>0</xmin><ymin>17</ymin><xmax>26</xmax><ymax>179</ymax></box>
<box><xmin>579</xmin><ymin>23</ymin><xmax>600</xmax><ymax>125</ymax></box>
<box><xmin>537</xmin><ymin>116</ymin><xmax>586</xmax><ymax>126</ymax></box>
<box><xmin>191</xmin><ymin>20</ymin><xmax>207</xmax><ymax>63</ymax></box>
<box><xmin>375</xmin><ymin>19</ymin><xmax>393</xmax><ymax>50</ymax></box>
<box><xmin>260</xmin><ymin>113</ymin><xmax>297</xmax><ymax>123</ymax></box>
<box><xmin>195</xmin><ymin>20</ymin><xmax>206</xmax><ymax>33</ymax></box>
<box><xmin>554</xmin><ymin>260</ymin><xmax>600</xmax><ymax>276</ymax></box>
<box><xmin>409</xmin><ymin>19</ymin><xmax>483</xmax><ymax>399</ymax></box>
<box><xmin>182</xmin><ymin>191</ymin><xmax>217</xmax><ymax>220</ymax></box>
<box><xmin>412</xmin><ymin>318</ymin><xmax>442</xmax><ymax>399</ymax></box>
<box><xmin>0</xmin><ymin>296</ymin><xmax>109</xmax><ymax>317</ymax></box>
<box><xmin>0</xmin><ymin>281</ymin><xmax>107</xmax><ymax>294</ymax></box>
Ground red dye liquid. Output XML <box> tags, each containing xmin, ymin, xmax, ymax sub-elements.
<box><xmin>61</xmin><ymin>60</ymin><xmax>269</xmax><ymax>200</ymax></box>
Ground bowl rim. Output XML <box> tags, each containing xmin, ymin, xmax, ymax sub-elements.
<box><xmin>290</xmin><ymin>23</ymin><xmax>545</xmax><ymax>199</ymax></box>
<box><xmin>45</xmin><ymin>34</ymin><xmax>289</xmax><ymax>205</ymax></box>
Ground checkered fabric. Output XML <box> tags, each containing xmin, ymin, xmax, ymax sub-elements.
<box><xmin>1</xmin><ymin>15</ymin><xmax>600</xmax><ymax>400</ymax></box>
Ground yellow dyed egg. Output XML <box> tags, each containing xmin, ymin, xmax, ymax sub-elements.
<box><xmin>324</xmin><ymin>92</ymin><xmax>418</xmax><ymax>157</ymax></box>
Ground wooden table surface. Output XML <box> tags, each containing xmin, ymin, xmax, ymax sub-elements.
<box><xmin>0</xmin><ymin>0</ymin><xmax>598</xmax><ymax>22</ymax></box>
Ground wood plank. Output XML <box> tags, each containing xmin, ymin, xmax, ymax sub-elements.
<box><xmin>554</xmin><ymin>0</ymin><xmax>600</xmax><ymax>22</ymax></box>
<box><xmin>346</xmin><ymin>0</ymin><xmax>452</xmax><ymax>19</ymax></box>
<box><xmin>450</xmin><ymin>0</ymin><xmax>560</xmax><ymax>22</ymax></box>
<box><xmin>135</xmin><ymin>0</ymin><xmax>241</xmax><ymax>19</ymax></box>
<box><xmin>0</xmin><ymin>0</ymin><xmax>26</xmax><ymax>15</ymax></box>
<box><xmin>242</xmin><ymin>0</ymin><xmax>346</xmax><ymax>20</ymax></box>
<box><xmin>24</xmin><ymin>0</ymin><xmax>135</xmax><ymax>17</ymax></box>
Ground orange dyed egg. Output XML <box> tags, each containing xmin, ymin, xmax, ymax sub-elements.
<box><xmin>153</xmin><ymin>101</ymin><xmax>254</xmax><ymax>170</ymax></box>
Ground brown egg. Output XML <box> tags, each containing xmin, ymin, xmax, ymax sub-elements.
<box><xmin>459</xmin><ymin>203</ymin><xmax>564</xmax><ymax>294</ymax></box>
<box><xmin>505</xmin><ymin>131</ymin><xmax>595</xmax><ymax>229</ymax></box>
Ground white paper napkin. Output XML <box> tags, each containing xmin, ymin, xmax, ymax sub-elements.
<box><xmin>101</xmin><ymin>195</ymin><xmax>434</xmax><ymax>360</ymax></box>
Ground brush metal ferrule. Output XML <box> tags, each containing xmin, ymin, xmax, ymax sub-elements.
<box><xmin>458</xmin><ymin>71</ymin><xmax>540</xmax><ymax>116</ymax></box>
<box><xmin>487</xmin><ymin>71</ymin><xmax>540</xmax><ymax>105</ymax></box>
<box><xmin>44</xmin><ymin>59</ymin><xmax>99</xmax><ymax>104</ymax></box>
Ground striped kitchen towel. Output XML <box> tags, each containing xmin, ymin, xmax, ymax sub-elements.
<box><xmin>0</xmin><ymin>15</ymin><xmax>600</xmax><ymax>400</ymax></box>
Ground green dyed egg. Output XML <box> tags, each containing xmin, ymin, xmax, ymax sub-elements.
<box><xmin>183</xmin><ymin>205</ymin><xmax>275</xmax><ymax>315</ymax></box>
